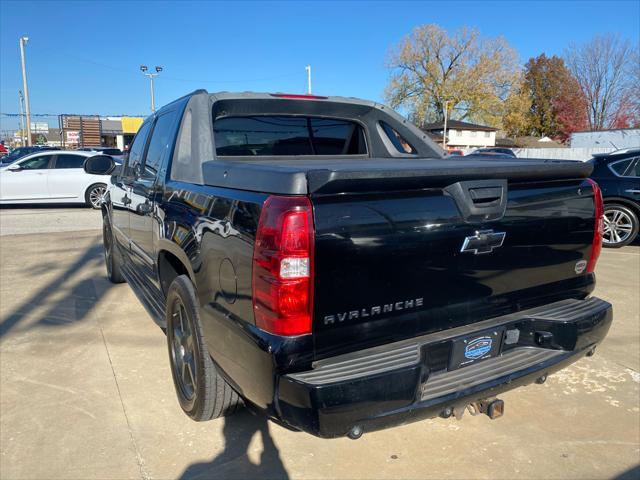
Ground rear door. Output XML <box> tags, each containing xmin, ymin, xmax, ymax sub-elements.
<box><xmin>0</xmin><ymin>153</ymin><xmax>53</xmax><ymax>200</ymax></box>
<box><xmin>48</xmin><ymin>153</ymin><xmax>88</xmax><ymax>199</ymax></box>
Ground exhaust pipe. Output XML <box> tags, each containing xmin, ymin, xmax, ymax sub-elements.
<box><xmin>468</xmin><ymin>398</ymin><xmax>505</xmax><ymax>420</ymax></box>
<box><xmin>347</xmin><ymin>425</ymin><xmax>364</xmax><ymax>440</ymax></box>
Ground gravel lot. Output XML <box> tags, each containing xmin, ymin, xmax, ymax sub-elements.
<box><xmin>0</xmin><ymin>207</ymin><xmax>638</xmax><ymax>480</ymax></box>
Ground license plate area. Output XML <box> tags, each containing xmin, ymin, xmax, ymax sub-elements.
<box><xmin>449</xmin><ymin>328</ymin><xmax>504</xmax><ymax>370</ymax></box>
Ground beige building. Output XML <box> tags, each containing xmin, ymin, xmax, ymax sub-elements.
<box><xmin>422</xmin><ymin>120</ymin><xmax>497</xmax><ymax>150</ymax></box>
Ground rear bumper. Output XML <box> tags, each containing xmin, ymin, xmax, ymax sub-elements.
<box><xmin>276</xmin><ymin>297</ymin><xmax>612</xmax><ymax>438</ymax></box>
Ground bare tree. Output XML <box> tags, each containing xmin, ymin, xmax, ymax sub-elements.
<box><xmin>384</xmin><ymin>24</ymin><xmax>519</xmax><ymax>127</ymax></box>
<box><xmin>565</xmin><ymin>34</ymin><xmax>639</xmax><ymax>130</ymax></box>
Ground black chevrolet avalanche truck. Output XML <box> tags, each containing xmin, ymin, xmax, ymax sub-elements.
<box><xmin>85</xmin><ymin>90</ymin><xmax>613</xmax><ymax>439</ymax></box>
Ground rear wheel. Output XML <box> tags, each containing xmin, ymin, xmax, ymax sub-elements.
<box><xmin>86</xmin><ymin>183</ymin><xmax>107</xmax><ymax>209</ymax></box>
<box><xmin>166</xmin><ymin>275</ymin><xmax>242</xmax><ymax>421</ymax></box>
<box><xmin>603</xmin><ymin>203</ymin><xmax>639</xmax><ymax>248</ymax></box>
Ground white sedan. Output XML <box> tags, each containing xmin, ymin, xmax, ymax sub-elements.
<box><xmin>0</xmin><ymin>150</ymin><xmax>112</xmax><ymax>209</ymax></box>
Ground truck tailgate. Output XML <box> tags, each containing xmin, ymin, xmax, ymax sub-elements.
<box><xmin>311</xmin><ymin>178</ymin><xmax>597</xmax><ymax>360</ymax></box>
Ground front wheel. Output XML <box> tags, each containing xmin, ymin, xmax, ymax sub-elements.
<box><xmin>103</xmin><ymin>220</ymin><xmax>125</xmax><ymax>283</ymax></box>
<box><xmin>86</xmin><ymin>183</ymin><xmax>107</xmax><ymax>209</ymax></box>
<box><xmin>166</xmin><ymin>275</ymin><xmax>242</xmax><ymax>421</ymax></box>
<box><xmin>603</xmin><ymin>204</ymin><xmax>639</xmax><ymax>248</ymax></box>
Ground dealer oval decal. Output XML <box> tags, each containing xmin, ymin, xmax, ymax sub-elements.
<box><xmin>464</xmin><ymin>336</ymin><xmax>493</xmax><ymax>360</ymax></box>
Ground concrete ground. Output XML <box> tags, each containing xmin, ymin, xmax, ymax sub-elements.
<box><xmin>0</xmin><ymin>207</ymin><xmax>638</xmax><ymax>480</ymax></box>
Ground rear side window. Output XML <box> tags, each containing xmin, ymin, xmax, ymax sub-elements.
<box><xmin>213</xmin><ymin>116</ymin><xmax>367</xmax><ymax>156</ymax></box>
<box><xmin>380</xmin><ymin>121</ymin><xmax>416</xmax><ymax>154</ymax></box>
<box><xmin>102</xmin><ymin>148</ymin><xmax>122</xmax><ymax>156</ymax></box>
<box><xmin>54</xmin><ymin>154</ymin><xmax>85</xmax><ymax>169</ymax></box>
<box><xmin>609</xmin><ymin>159</ymin><xmax>633</xmax><ymax>176</ymax></box>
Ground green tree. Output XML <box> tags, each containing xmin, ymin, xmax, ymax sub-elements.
<box><xmin>523</xmin><ymin>54</ymin><xmax>586</xmax><ymax>139</ymax></box>
<box><xmin>502</xmin><ymin>78</ymin><xmax>532</xmax><ymax>137</ymax></box>
<box><xmin>384</xmin><ymin>24</ymin><xmax>520</xmax><ymax>127</ymax></box>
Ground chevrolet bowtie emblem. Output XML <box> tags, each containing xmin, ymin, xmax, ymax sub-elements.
<box><xmin>460</xmin><ymin>230</ymin><xmax>506</xmax><ymax>255</ymax></box>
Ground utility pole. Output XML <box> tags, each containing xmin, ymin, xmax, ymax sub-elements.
<box><xmin>18</xmin><ymin>91</ymin><xmax>25</xmax><ymax>146</ymax></box>
<box><xmin>305</xmin><ymin>65</ymin><xmax>312</xmax><ymax>95</ymax></box>
<box><xmin>19</xmin><ymin>37</ymin><xmax>32</xmax><ymax>146</ymax></box>
<box><xmin>140</xmin><ymin>65</ymin><xmax>163</xmax><ymax>112</ymax></box>
<box><xmin>442</xmin><ymin>101</ymin><xmax>449</xmax><ymax>150</ymax></box>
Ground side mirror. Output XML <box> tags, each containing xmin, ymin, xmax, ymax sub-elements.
<box><xmin>84</xmin><ymin>155</ymin><xmax>116</xmax><ymax>175</ymax></box>
<box><xmin>7</xmin><ymin>164</ymin><xmax>22</xmax><ymax>171</ymax></box>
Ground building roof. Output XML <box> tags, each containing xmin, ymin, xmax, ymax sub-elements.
<box><xmin>422</xmin><ymin>119</ymin><xmax>497</xmax><ymax>132</ymax></box>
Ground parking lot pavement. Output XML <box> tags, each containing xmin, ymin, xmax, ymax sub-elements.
<box><xmin>0</xmin><ymin>211</ymin><xmax>638</xmax><ymax>480</ymax></box>
<box><xmin>0</xmin><ymin>206</ymin><xmax>103</xmax><ymax>236</ymax></box>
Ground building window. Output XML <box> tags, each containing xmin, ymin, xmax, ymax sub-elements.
<box><xmin>470</xmin><ymin>131</ymin><xmax>477</xmax><ymax>137</ymax></box>
<box><xmin>484</xmin><ymin>131</ymin><xmax>491</xmax><ymax>138</ymax></box>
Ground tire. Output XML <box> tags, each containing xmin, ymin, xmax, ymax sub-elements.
<box><xmin>603</xmin><ymin>203</ymin><xmax>639</xmax><ymax>248</ymax></box>
<box><xmin>103</xmin><ymin>220</ymin><xmax>125</xmax><ymax>283</ymax></box>
<box><xmin>166</xmin><ymin>275</ymin><xmax>242</xmax><ymax>421</ymax></box>
<box><xmin>86</xmin><ymin>183</ymin><xmax>107</xmax><ymax>209</ymax></box>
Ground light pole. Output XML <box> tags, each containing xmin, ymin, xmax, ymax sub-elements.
<box><xmin>19</xmin><ymin>37</ymin><xmax>32</xmax><ymax>146</ymax></box>
<box><xmin>442</xmin><ymin>101</ymin><xmax>449</xmax><ymax>150</ymax></box>
<box><xmin>18</xmin><ymin>91</ymin><xmax>26</xmax><ymax>146</ymax></box>
<box><xmin>305</xmin><ymin>65</ymin><xmax>312</xmax><ymax>95</ymax></box>
<box><xmin>140</xmin><ymin>65</ymin><xmax>162</xmax><ymax>112</ymax></box>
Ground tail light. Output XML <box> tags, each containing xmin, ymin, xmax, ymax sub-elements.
<box><xmin>586</xmin><ymin>179</ymin><xmax>604</xmax><ymax>273</ymax></box>
<box><xmin>252</xmin><ymin>196</ymin><xmax>314</xmax><ymax>335</ymax></box>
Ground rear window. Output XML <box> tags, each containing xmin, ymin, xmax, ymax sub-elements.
<box><xmin>213</xmin><ymin>116</ymin><xmax>367</xmax><ymax>156</ymax></box>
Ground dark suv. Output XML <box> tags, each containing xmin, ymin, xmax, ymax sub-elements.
<box><xmin>590</xmin><ymin>148</ymin><xmax>640</xmax><ymax>247</ymax></box>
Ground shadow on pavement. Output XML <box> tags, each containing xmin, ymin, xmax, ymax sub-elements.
<box><xmin>179</xmin><ymin>410</ymin><xmax>289</xmax><ymax>480</ymax></box>
<box><xmin>0</xmin><ymin>204</ymin><xmax>91</xmax><ymax>209</ymax></box>
<box><xmin>614</xmin><ymin>464</ymin><xmax>640</xmax><ymax>480</ymax></box>
<box><xmin>0</xmin><ymin>241</ymin><xmax>109</xmax><ymax>339</ymax></box>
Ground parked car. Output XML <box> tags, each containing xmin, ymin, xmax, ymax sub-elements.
<box><xmin>589</xmin><ymin>148</ymin><xmax>640</xmax><ymax>247</ymax></box>
<box><xmin>470</xmin><ymin>147</ymin><xmax>517</xmax><ymax>158</ymax></box>
<box><xmin>77</xmin><ymin>147</ymin><xmax>124</xmax><ymax>162</ymax></box>
<box><xmin>86</xmin><ymin>90</ymin><xmax>611</xmax><ymax>439</ymax></box>
<box><xmin>447</xmin><ymin>149</ymin><xmax>464</xmax><ymax>156</ymax></box>
<box><xmin>0</xmin><ymin>143</ymin><xmax>8</xmax><ymax>157</ymax></box>
<box><xmin>0</xmin><ymin>150</ymin><xmax>110</xmax><ymax>209</ymax></box>
<box><xmin>0</xmin><ymin>145</ymin><xmax>58</xmax><ymax>165</ymax></box>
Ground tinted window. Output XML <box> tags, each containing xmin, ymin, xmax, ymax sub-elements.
<box><xmin>631</xmin><ymin>159</ymin><xmax>640</xmax><ymax>177</ymax></box>
<box><xmin>19</xmin><ymin>155</ymin><xmax>53</xmax><ymax>170</ymax></box>
<box><xmin>213</xmin><ymin>116</ymin><xmax>367</xmax><ymax>156</ymax></box>
<box><xmin>54</xmin><ymin>154</ymin><xmax>86</xmax><ymax>169</ymax></box>
<box><xmin>380</xmin><ymin>121</ymin><xmax>415</xmax><ymax>154</ymax></box>
<box><xmin>143</xmin><ymin>110</ymin><xmax>179</xmax><ymax>179</ymax></box>
<box><xmin>101</xmin><ymin>148</ymin><xmax>123</xmax><ymax>156</ymax></box>
<box><xmin>126</xmin><ymin>122</ymin><xmax>152</xmax><ymax>177</ymax></box>
<box><xmin>610</xmin><ymin>159</ymin><xmax>633</xmax><ymax>176</ymax></box>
